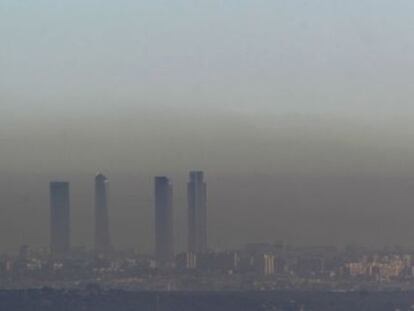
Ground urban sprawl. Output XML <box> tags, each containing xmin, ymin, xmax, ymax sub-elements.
<box><xmin>1</xmin><ymin>171</ymin><xmax>414</xmax><ymax>291</ymax></box>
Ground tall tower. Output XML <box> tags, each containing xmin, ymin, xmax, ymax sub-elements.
<box><xmin>50</xmin><ymin>181</ymin><xmax>70</xmax><ymax>256</ymax></box>
<box><xmin>154</xmin><ymin>177</ymin><xmax>174</xmax><ymax>263</ymax></box>
<box><xmin>95</xmin><ymin>173</ymin><xmax>111</xmax><ymax>253</ymax></box>
<box><xmin>187</xmin><ymin>171</ymin><xmax>207</xmax><ymax>253</ymax></box>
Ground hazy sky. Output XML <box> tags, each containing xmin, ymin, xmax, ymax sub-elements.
<box><xmin>2</xmin><ymin>1</ymin><xmax>414</xmax><ymax>252</ymax></box>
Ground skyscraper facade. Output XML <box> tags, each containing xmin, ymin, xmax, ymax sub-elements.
<box><xmin>95</xmin><ymin>173</ymin><xmax>111</xmax><ymax>253</ymax></box>
<box><xmin>187</xmin><ymin>171</ymin><xmax>207</xmax><ymax>253</ymax></box>
<box><xmin>50</xmin><ymin>181</ymin><xmax>70</xmax><ymax>256</ymax></box>
<box><xmin>154</xmin><ymin>176</ymin><xmax>174</xmax><ymax>263</ymax></box>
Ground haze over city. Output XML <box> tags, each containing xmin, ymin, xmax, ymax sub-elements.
<box><xmin>2</xmin><ymin>0</ymin><xmax>414</xmax><ymax>254</ymax></box>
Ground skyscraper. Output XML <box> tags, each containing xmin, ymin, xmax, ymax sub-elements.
<box><xmin>154</xmin><ymin>176</ymin><xmax>174</xmax><ymax>263</ymax></box>
<box><xmin>187</xmin><ymin>171</ymin><xmax>207</xmax><ymax>253</ymax></box>
<box><xmin>50</xmin><ymin>181</ymin><xmax>70</xmax><ymax>256</ymax></box>
<box><xmin>95</xmin><ymin>173</ymin><xmax>111</xmax><ymax>254</ymax></box>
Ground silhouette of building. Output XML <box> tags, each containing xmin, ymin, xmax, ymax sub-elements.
<box><xmin>154</xmin><ymin>176</ymin><xmax>174</xmax><ymax>263</ymax></box>
<box><xmin>95</xmin><ymin>173</ymin><xmax>111</xmax><ymax>254</ymax></box>
<box><xmin>50</xmin><ymin>181</ymin><xmax>70</xmax><ymax>256</ymax></box>
<box><xmin>187</xmin><ymin>171</ymin><xmax>207</xmax><ymax>253</ymax></box>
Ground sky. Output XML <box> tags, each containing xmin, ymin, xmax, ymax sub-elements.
<box><xmin>1</xmin><ymin>1</ymin><xmax>414</xmax><ymax>252</ymax></box>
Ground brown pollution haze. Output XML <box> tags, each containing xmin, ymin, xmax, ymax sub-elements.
<box><xmin>0</xmin><ymin>109</ymin><xmax>414</xmax><ymax>252</ymax></box>
<box><xmin>3</xmin><ymin>1</ymin><xmax>414</xmax><ymax>253</ymax></box>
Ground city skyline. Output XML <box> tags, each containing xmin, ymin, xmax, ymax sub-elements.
<box><xmin>3</xmin><ymin>0</ymin><xmax>414</xmax><ymax>257</ymax></box>
<box><xmin>47</xmin><ymin>171</ymin><xmax>209</xmax><ymax>256</ymax></box>
<box><xmin>0</xmin><ymin>171</ymin><xmax>414</xmax><ymax>253</ymax></box>
<box><xmin>3</xmin><ymin>1</ymin><xmax>414</xmax><ymax>307</ymax></box>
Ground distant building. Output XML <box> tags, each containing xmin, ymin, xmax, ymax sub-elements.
<box><xmin>176</xmin><ymin>252</ymin><xmax>197</xmax><ymax>270</ymax></box>
<box><xmin>95</xmin><ymin>173</ymin><xmax>111</xmax><ymax>254</ymax></box>
<box><xmin>263</xmin><ymin>254</ymin><xmax>276</xmax><ymax>276</ymax></box>
<box><xmin>50</xmin><ymin>181</ymin><xmax>70</xmax><ymax>256</ymax></box>
<box><xmin>187</xmin><ymin>171</ymin><xmax>207</xmax><ymax>253</ymax></box>
<box><xmin>196</xmin><ymin>251</ymin><xmax>239</xmax><ymax>273</ymax></box>
<box><xmin>154</xmin><ymin>176</ymin><xmax>174</xmax><ymax>263</ymax></box>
